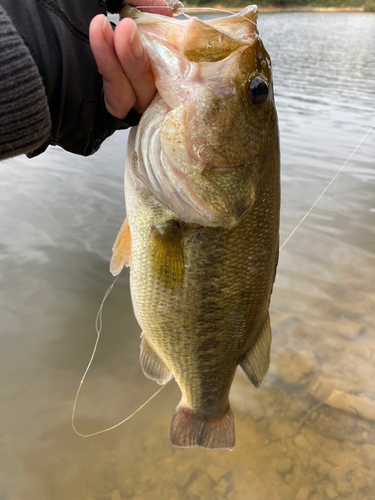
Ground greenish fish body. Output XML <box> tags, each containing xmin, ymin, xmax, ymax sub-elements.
<box><xmin>112</xmin><ymin>5</ymin><xmax>280</xmax><ymax>450</ymax></box>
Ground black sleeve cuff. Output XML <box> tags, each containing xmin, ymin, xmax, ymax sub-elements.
<box><xmin>0</xmin><ymin>5</ymin><xmax>51</xmax><ymax>160</ymax></box>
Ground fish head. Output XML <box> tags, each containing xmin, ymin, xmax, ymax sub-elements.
<box><xmin>123</xmin><ymin>6</ymin><xmax>279</xmax><ymax>227</ymax></box>
<box><xmin>183</xmin><ymin>32</ymin><xmax>274</xmax><ymax>172</ymax></box>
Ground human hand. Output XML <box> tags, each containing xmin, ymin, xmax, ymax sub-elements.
<box><xmin>89</xmin><ymin>1</ymin><xmax>172</xmax><ymax>120</ymax></box>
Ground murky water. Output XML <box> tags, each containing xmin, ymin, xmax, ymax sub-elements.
<box><xmin>0</xmin><ymin>11</ymin><xmax>375</xmax><ymax>500</ymax></box>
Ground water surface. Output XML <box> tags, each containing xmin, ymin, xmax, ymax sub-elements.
<box><xmin>0</xmin><ymin>12</ymin><xmax>374</xmax><ymax>500</ymax></box>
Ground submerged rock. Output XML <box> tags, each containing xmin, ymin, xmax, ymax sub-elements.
<box><xmin>274</xmin><ymin>458</ymin><xmax>293</xmax><ymax>474</ymax></box>
<box><xmin>325</xmin><ymin>487</ymin><xmax>338</xmax><ymax>499</ymax></box>
<box><xmin>361</xmin><ymin>444</ymin><xmax>375</xmax><ymax>469</ymax></box>
<box><xmin>294</xmin><ymin>434</ymin><xmax>312</xmax><ymax>451</ymax></box>
<box><xmin>206</xmin><ymin>464</ymin><xmax>226</xmax><ymax>483</ymax></box>
<box><xmin>335</xmin><ymin>479</ymin><xmax>352</xmax><ymax>497</ymax></box>
<box><xmin>335</xmin><ymin>317</ymin><xmax>363</xmax><ymax>340</ymax></box>
<box><xmin>274</xmin><ymin>349</ymin><xmax>317</xmax><ymax>385</ymax></box>
<box><xmin>111</xmin><ymin>490</ymin><xmax>123</xmax><ymax>500</ymax></box>
<box><xmin>324</xmin><ymin>390</ymin><xmax>375</xmax><ymax>423</ymax></box>
<box><xmin>309</xmin><ymin>375</ymin><xmax>361</xmax><ymax>402</ymax></box>
<box><xmin>295</xmin><ymin>486</ymin><xmax>310</xmax><ymax>500</ymax></box>
<box><xmin>214</xmin><ymin>478</ymin><xmax>229</xmax><ymax>495</ymax></box>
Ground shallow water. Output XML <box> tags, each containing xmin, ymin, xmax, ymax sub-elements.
<box><xmin>1</xmin><ymin>11</ymin><xmax>375</xmax><ymax>500</ymax></box>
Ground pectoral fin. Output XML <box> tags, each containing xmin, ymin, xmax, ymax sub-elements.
<box><xmin>140</xmin><ymin>333</ymin><xmax>173</xmax><ymax>385</ymax></box>
<box><xmin>240</xmin><ymin>314</ymin><xmax>272</xmax><ymax>388</ymax></box>
<box><xmin>110</xmin><ymin>217</ymin><xmax>131</xmax><ymax>276</ymax></box>
<box><xmin>149</xmin><ymin>221</ymin><xmax>184</xmax><ymax>289</ymax></box>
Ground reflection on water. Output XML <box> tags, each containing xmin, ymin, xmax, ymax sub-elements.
<box><xmin>1</xmin><ymin>11</ymin><xmax>375</xmax><ymax>500</ymax></box>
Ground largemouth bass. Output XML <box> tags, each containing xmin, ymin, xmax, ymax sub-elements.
<box><xmin>111</xmin><ymin>5</ymin><xmax>280</xmax><ymax>450</ymax></box>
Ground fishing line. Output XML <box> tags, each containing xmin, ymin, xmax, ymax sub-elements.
<box><xmin>130</xmin><ymin>2</ymin><xmax>235</xmax><ymax>16</ymax></box>
<box><xmin>125</xmin><ymin>1</ymin><xmax>184</xmax><ymax>15</ymax></box>
<box><xmin>183</xmin><ymin>6</ymin><xmax>243</xmax><ymax>16</ymax></box>
<box><xmin>129</xmin><ymin>2</ymin><xmax>263</xmax><ymax>36</ymax></box>
<box><xmin>71</xmin><ymin>273</ymin><xmax>170</xmax><ymax>438</ymax></box>
<box><xmin>279</xmin><ymin>121</ymin><xmax>375</xmax><ymax>251</ymax></box>
<box><xmin>179</xmin><ymin>5</ymin><xmax>267</xmax><ymax>38</ymax></box>
<box><xmin>131</xmin><ymin>4</ymin><xmax>244</xmax><ymax>16</ymax></box>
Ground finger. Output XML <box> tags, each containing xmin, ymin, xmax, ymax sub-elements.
<box><xmin>114</xmin><ymin>18</ymin><xmax>156</xmax><ymax>114</ymax></box>
<box><xmin>89</xmin><ymin>15</ymin><xmax>136</xmax><ymax>120</ymax></box>
<box><xmin>124</xmin><ymin>0</ymin><xmax>173</xmax><ymax>17</ymax></box>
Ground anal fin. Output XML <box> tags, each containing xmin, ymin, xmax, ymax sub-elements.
<box><xmin>170</xmin><ymin>400</ymin><xmax>235</xmax><ymax>450</ymax></box>
<box><xmin>110</xmin><ymin>217</ymin><xmax>131</xmax><ymax>276</ymax></box>
<box><xmin>240</xmin><ymin>314</ymin><xmax>272</xmax><ymax>388</ymax></box>
<box><xmin>140</xmin><ymin>333</ymin><xmax>173</xmax><ymax>385</ymax></box>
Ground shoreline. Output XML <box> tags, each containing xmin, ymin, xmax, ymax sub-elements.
<box><xmin>183</xmin><ymin>4</ymin><xmax>366</xmax><ymax>13</ymax></box>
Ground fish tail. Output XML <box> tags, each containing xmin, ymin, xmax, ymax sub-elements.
<box><xmin>170</xmin><ymin>400</ymin><xmax>235</xmax><ymax>450</ymax></box>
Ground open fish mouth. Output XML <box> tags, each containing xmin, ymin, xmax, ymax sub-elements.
<box><xmin>120</xmin><ymin>5</ymin><xmax>274</xmax><ymax>228</ymax></box>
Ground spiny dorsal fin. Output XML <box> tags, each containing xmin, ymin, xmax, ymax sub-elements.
<box><xmin>240</xmin><ymin>314</ymin><xmax>271</xmax><ymax>388</ymax></box>
<box><xmin>140</xmin><ymin>333</ymin><xmax>173</xmax><ymax>385</ymax></box>
<box><xmin>110</xmin><ymin>217</ymin><xmax>131</xmax><ymax>276</ymax></box>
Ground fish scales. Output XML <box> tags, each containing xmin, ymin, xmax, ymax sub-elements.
<box><xmin>113</xmin><ymin>5</ymin><xmax>280</xmax><ymax>449</ymax></box>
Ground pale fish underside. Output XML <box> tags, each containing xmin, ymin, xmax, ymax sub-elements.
<box><xmin>111</xmin><ymin>5</ymin><xmax>280</xmax><ymax>450</ymax></box>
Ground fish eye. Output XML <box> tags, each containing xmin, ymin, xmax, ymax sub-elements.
<box><xmin>248</xmin><ymin>76</ymin><xmax>269</xmax><ymax>105</ymax></box>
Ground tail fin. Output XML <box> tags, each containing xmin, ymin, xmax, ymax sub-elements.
<box><xmin>170</xmin><ymin>401</ymin><xmax>235</xmax><ymax>450</ymax></box>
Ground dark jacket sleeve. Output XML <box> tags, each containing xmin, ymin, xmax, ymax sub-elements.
<box><xmin>0</xmin><ymin>0</ymin><xmax>141</xmax><ymax>160</ymax></box>
<box><xmin>0</xmin><ymin>5</ymin><xmax>51</xmax><ymax>160</ymax></box>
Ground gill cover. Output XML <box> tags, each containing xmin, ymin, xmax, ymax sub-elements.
<box><xmin>122</xmin><ymin>6</ymin><xmax>275</xmax><ymax>228</ymax></box>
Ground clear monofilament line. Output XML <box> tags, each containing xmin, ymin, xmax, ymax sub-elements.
<box><xmin>279</xmin><ymin>122</ymin><xmax>375</xmax><ymax>251</ymax></box>
<box><xmin>184</xmin><ymin>6</ymin><xmax>240</xmax><ymax>15</ymax></box>
<box><xmin>72</xmin><ymin>272</ymin><xmax>171</xmax><ymax>438</ymax></box>
<box><xmin>72</xmin><ymin>382</ymin><xmax>168</xmax><ymax>438</ymax></box>
<box><xmin>129</xmin><ymin>4</ymin><xmax>267</xmax><ymax>38</ymax></box>
<box><xmin>127</xmin><ymin>1</ymin><xmax>185</xmax><ymax>16</ymax></box>
<box><xmin>129</xmin><ymin>4</ymin><xmax>236</xmax><ymax>16</ymax></box>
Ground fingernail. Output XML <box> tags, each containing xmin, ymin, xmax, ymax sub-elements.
<box><xmin>130</xmin><ymin>23</ymin><xmax>143</xmax><ymax>58</ymax></box>
<box><xmin>101</xmin><ymin>15</ymin><xmax>112</xmax><ymax>45</ymax></box>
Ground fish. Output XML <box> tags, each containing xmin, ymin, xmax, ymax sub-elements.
<box><xmin>111</xmin><ymin>5</ymin><xmax>280</xmax><ymax>450</ymax></box>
